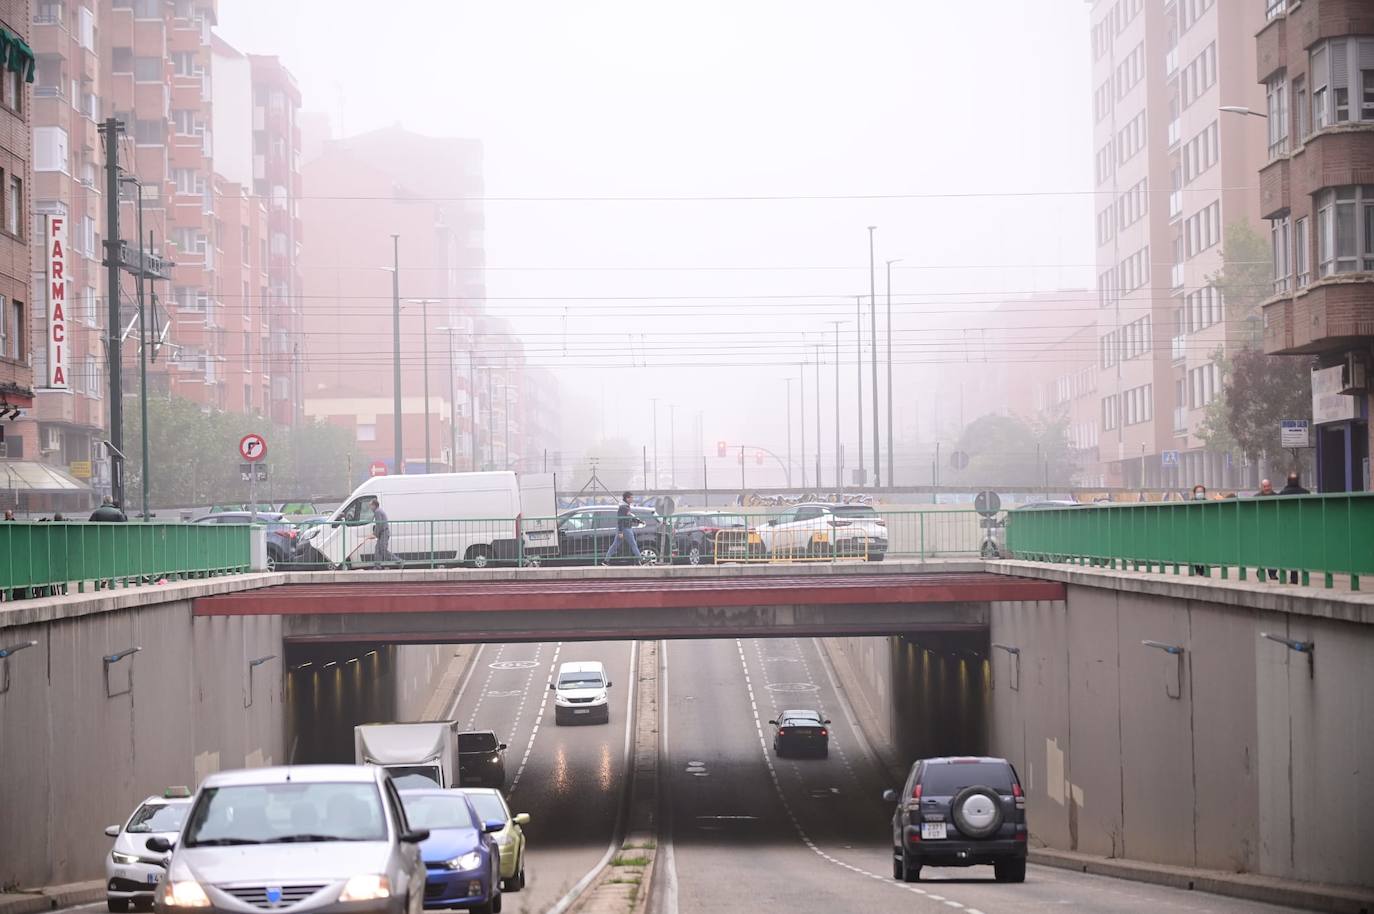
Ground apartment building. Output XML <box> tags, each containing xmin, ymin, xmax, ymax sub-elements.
<box><xmin>1256</xmin><ymin>0</ymin><xmax>1374</xmax><ymax>492</ymax></box>
<box><xmin>299</xmin><ymin>125</ymin><xmax>539</xmax><ymax>477</ymax></box>
<box><xmin>1090</xmin><ymin>0</ymin><xmax>1265</xmax><ymax>489</ymax></box>
<box><xmin>0</xmin><ymin>1</ymin><xmax>36</xmax><ymax>507</ymax></box>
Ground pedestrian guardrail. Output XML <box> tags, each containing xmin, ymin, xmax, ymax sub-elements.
<box><xmin>1004</xmin><ymin>492</ymin><xmax>1374</xmax><ymax>589</ymax></box>
<box><xmin>286</xmin><ymin>508</ymin><xmax>998</xmax><ymax>570</ymax></box>
<box><xmin>1</xmin><ymin>522</ymin><xmax>252</xmax><ymax>598</ymax></box>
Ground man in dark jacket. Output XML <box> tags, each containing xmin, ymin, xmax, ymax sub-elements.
<box><xmin>1256</xmin><ymin>479</ymin><xmax>1279</xmax><ymax>580</ymax></box>
<box><xmin>602</xmin><ymin>491</ymin><xmax>642</xmax><ymax>565</ymax></box>
<box><xmin>1279</xmin><ymin>472</ymin><xmax>1309</xmax><ymax>495</ymax></box>
<box><xmin>89</xmin><ymin>496</ymin><xmax>127</xmax><ymax>522</ymax></box>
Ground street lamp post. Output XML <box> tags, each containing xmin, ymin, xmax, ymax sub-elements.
<box><xmin>785</xmin><ymin>377</ymin><xmax>794</xmax><ymax>489</ymax></box>
<box><xmin>885</xmin><ymin>257</ymin><xmax>902</xmax><ymax>488</ymax></box>
<box><xmin>406</xmin><ymin>299</ymin><xmax>441</xmax><ymax>473</ymax></box>
<box><xmin>669</xmin><ymin>403</ymin><xmax>676</xmax><ymax>488</ymax></box>
<box><xmin>436</xmin><ymin>325</ymin><xmax>459</xmax><ymax>471</ymax></box>
<box><xmin>827</xmin><ymin>319</ymin><xmax>845</xmax><ymax>491</ymax></box>
<box><xmin>814</xmin><ymin>341</ymin><xmax>822</xmax><ymax>491</ymax></box>
<box><xmin>867</xmin><ymin>225</ymin><xmax>880</xmax><ymax>487</ymax></box>
<box><xmin>650</xmin><ymin>397</ymin><xmax>660</xmax><ymax>488</ymax></box>
<box><xmin>390</xmin><ymin>235</ymin><xmax>402</xmax><ymax>474</ymax></box>
<box><xmin>854</xmin><ymin>296</ymin><xmax>864</xmax><ymax>486</ymax></box>
<box><xmin>798</xmin><ymin>356</ymin><xmax>806</xmax><ymax>491</ymax></box>
<box><xmin>118</xmin><ymin>177</ymin><xmax>151</xmax><ymax>522</ymax></box>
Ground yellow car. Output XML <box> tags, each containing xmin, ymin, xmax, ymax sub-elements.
<box><xmin>461</xmin><ymin>788</ymin><xmax>530</xmax><ymax>891</ymax></box>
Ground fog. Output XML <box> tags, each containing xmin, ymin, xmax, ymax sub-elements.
<box><xmin>217</xmin><ymin>0</ymin><xmax>1095</xmax><ymax>488</ymax></box>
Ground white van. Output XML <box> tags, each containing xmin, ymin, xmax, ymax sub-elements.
<box><xmin>550</xmin><ymin>660</ymin><xmax>612</xmax><ymax>725</ymax></box>
<box><xmin>299</xmin><ymin>471</ymin><xmax>557</xmax><ymax>568</ymax></box>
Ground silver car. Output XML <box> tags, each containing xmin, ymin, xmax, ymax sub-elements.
<box><xmin>104</xmin><ymin>789</ymin><xmax>193</xmax><ymax>912</ymax></box>
<box><xmin>147</xmin><ymin>766</ymin><xmax>427</xmax><ymax>914</ymax></box>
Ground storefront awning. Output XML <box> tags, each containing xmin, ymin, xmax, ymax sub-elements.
<box><xmin>0</xmin><ymin>29</ymin><xmax>36</xmax><ymax>83</ymax></box>
<box><xmin>0</xmin><ymin>461</ymin><xmax>91</xmax><ymax>493</ymax></box>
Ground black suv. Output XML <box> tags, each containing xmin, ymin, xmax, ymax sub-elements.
<box><xmin>457</xmin><ymin>730</ymin><xmax>507</xmax><ymax>788</ymax></box>
<box><xmin>882</xmin><ymin>756</ymin><xmax>1027</xmax><ymax>883</ymax></box>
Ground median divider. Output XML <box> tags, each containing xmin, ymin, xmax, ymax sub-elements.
<box><xmin>561</xmin><ymin>640</ymin><xmax>660</xmax><ymax>914</ymax></box>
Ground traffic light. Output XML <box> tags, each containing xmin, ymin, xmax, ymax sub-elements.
<box><xmin>717</xmin><ymin>440</ymin><xmax>727</xmax><ymax>458</ymax></box>
<box><xmin>756</xmin><ymin>451</ymin><xmax>764</xmax><ymax>465</ymax></box>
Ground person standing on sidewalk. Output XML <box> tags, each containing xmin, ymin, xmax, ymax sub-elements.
<box><xmin>1256</xmin><ymin>478</ymin><xmax>1280</xmax><ymax>581</ymax></box>
<box><xmin>603</xmin><ymin>491</ymin><xmax>642</xmax><ymax>565</ymax></box>
<box><xmin>369</xmin><ymin>496</ymin><xmax>398</xmax><ymax>567</ymax></box>
<box><xmin>1190</xmin><ymin>485</ymin><xmax>1209</xmax><ymax>576</ymax></box>
<box><xmin>1277</xmin><ymin>472</ymin><xmax>1309</xmax><ymax>583</ymax></box>
<box><xmin>89</xmin><ymin>496</ymin><xmax>127</xmax><ymax>522</ymax></box>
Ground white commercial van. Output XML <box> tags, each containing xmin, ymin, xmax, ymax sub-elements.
<box><xmin>298</xmin><ymin>471</ymin><xmax>558</xmax><ymax>568</ymax></box>
<box><xmin>550</xmin><ymin>660</ymin><xmax>612</xmax><ymax>725</ymax></box>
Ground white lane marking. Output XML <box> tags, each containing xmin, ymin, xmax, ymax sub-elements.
<box><xmin>734</xmin><ymin>637</ymin><xmax>999</xmax><ymax>911</ymax></box>
<box><xmin>658</xmin><ymin>640</ymin><xmax>679</xmax><ymax>914</ymax></box>
<box><xmin>545</xmin><ymin>640</ymin><xmax>640</xmax><ymax>914</ymax></box>
<box><xmin>464</xmin><ymin>642</ymin><xmax>508</xmax><ymax>729</ymax></box>
<box><xmin>443</xmin><ymin>643</ymin><xmax>487</xmax><ymax>719</ymax></box>
<box><xmin>508</xmin><ymin>642</ymin><xmax>560</xmax><ymax>794</ymax></box>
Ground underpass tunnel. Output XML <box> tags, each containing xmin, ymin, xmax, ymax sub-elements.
<box><xmin>284</xmin><ymin>642</ymin><xmax>399</xmax><ymax>764</ymax></box>
<box><xmin>891</xmin><ymin>631</ymin><xmax>990</xmax><ymax>762</ymax></box>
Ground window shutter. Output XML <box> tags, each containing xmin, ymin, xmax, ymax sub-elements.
<box><xmin>1312</xmin><ymin>45</ymin><xmax>1328</xmax><ymax>91</ymax></box>
<box><xmin>1359</xmin><ymin>38</ymin><xmax>1374</xmax><ymax>71</ymax></box>
<box><xmin>1331</xmin><ymin>40</ymin><xmax>1348</xmax><ymax>89</ymax></box>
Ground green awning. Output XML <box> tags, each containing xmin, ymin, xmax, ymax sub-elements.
<box><xmin>0</xmin><ymin>29</ymin><xmax>35</xmax><ymax>84</ymax></box>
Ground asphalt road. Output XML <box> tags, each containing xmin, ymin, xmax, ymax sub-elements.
<box><xmin>651</xmin><ymin>636</ymin><xmax>1310</xmax><ymax>914</ymax></box>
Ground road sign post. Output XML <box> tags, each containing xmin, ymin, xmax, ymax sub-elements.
<box><xmin>1280</xmin><ymin>419</ymin><xmax>1311</xmax><ymax>449</ymax></box>
<box><xmin>239</xmin><ymin>434</ymin><xmax>267</xmax><ymax>520</ymax></box>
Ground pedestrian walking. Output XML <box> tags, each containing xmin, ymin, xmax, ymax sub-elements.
<box><xmin>1277</xmin><ymin>472</ymin><xmax>1308</xmax><ymax>583</ymax></box>
<box><xmin>3</xmin><ymin>509</ymin><xmax>14</xmax><ymax>521</ymax></box>
<box><xmin>1190</xmin><ymin>485</ymin><xmax>1209</xmax><ymax>576</ymax></box>
<box><xmin>603</xmin><ymin>491</ymin><xmax>642</xmax><ymax>565</ymax></box>
<box><xmin>1256</xmin><ymin>478</ymin><xmax>1280</xmax><ymax>581</ymax></box>
<box><xmin>368</xmin><ymin>496</ymin><xmax>398</xmax><ymax>567</ymax></box>
<box><xmin>89</xmin><ymin>496</ymin><xmax>127</xmax><ymax>522</ymax></box>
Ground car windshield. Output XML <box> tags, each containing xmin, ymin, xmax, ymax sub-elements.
<box><xmin>183</xmin><ymin>782</ymin><xmax>386</xmax><ymax>846</ymax></box>
<box><xmin>831</xmin><ymin>505</ymin><xmax>877</xmax><ymax>518</ymax></box>
<box><xmin>465</xmin><ymin>793</ymin><xmax>506</xmax><ymax>824</ymax></box>
<box><xmin>386</xmin><ymin>766</ymin><xmax>442</xmax><ymax>789</ymax></box>
<box><xmin>125</xmin><ymin>802</ymin><xmax>188</xmax><ymax>834</ymax></box>
<box><xmin>558</xmin><ymin>672</ymin><xmax>604</xmax><ymax>688</ymax></box>
<box><xmin>920</xmin><ymin>762</ymin><xmax>1016</xmax><ymax>795</ymax></box>
<box><xmin>458</xmin><ymin>732</ymin><xmax>499</xmax><ymax>752</ymax></box>
<box><xmin>401</xmin><ymin>794</ymin><xmax>477</xmax><ymax>831</ymax></box>
<box><xmin>704</xmin><ymin>514</ymin><xmax>747</xmax><ymax>527</ymax></box>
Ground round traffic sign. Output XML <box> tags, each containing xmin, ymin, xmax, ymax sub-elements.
<box><xmin>239</xmin><ymin>433</ymin><xmax>267</xmax><ymax>462</ymax></box>
<box><xmin>974</xmin><ymin>490</ymin><xmax>1001</xmax><ymax>517</ymax></box>
<box><xmin>369</xmin><ymin>460</ymin><xmax>388</xmax><ymax>477</ymax></box>
<box><xmin>950</xmin><ymin>449</ymin><xmax>970</xmax><ymax>471</ymax></box>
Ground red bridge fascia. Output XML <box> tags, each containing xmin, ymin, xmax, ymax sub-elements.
<box><xmin>193</xmin><ymin>573</ymin><xmax>1065</xmax><ymax>617</ymax></box>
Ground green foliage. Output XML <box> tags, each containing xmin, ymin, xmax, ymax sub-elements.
<box><xmin>124</xmin><ymin>397</ymin><xmax>360</xmax><ymax>509</ymax></box>
<box><xmin>1220</xmin><ymin>347</ymin><xmax>1312</xmax><ymax>462</ymax></box>
<box><xmin>950</xmin><ymin>412</ymin><xmax>1076</xmax><ymax>487</ymax></box>
<box><xmin>1208</xmin><ymin>221</ymin><xmax>1272</xmax><ymax>345</ymax></box>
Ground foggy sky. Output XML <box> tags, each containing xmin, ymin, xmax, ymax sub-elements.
<box><xmin>216</xmin><ymin>1</ymin><xmax>1095</xmax><ymax>483</ymax></box>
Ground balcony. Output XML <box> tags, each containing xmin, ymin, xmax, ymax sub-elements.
<box><xmin>1171</xmin><ymin>334</ymin><xmax>1187</xmax><ymax>362</ymax></box>
<box><xmin>1265</xmin><ymin>0</ymin><xmax>1287</xmax><ymax>20</ymax></box>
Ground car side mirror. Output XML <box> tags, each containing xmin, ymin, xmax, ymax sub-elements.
<box><xmin>498</xmin><ymin>743</ymin><xmax>508</xmax><ymax>751</ymax></box>
<box><xmin>145</xmin><ymin>837</ymin><xmax>174</xmax><ymax>853</ymax></box>
<box><xmin>767</xmin><ymin>719</ymin><xmax>778</xmax><ymax>726</ymax></box>
<box><xmin>548</xmin><ymin>682</ymin><xmax>555</xmax><ymax>690</ymax></box>
<box><xmin>606</xmin><ymin>681</ymin><xmax>613</xmax><ymax>688</ymax></box>
<box><xmin>400</xmin><ymin>828</ymin><xmax>430</xmax><ymax>844</ymax></box>
<box><xmin>513</xmin><ymin>813</ymin><xmax>530</xmax><ymax>826</ymax></box>
<box><xmin>105</xmin><ymin>825</ymin><xmax>121</xmax><ymax>837</ymax></box>
<box><xmin>824</xmin><ymin>719</ymin><xmax>832</xmax><ymax>725</ymax></box>
<box><xmin>482</xmin><ymin>820</ymin><xmax>504</xmax><ymax>834</ymax></box>
<box><xmin>881</xmin><ymin>789</ymin><xmax>898</xmax><ymax>803</ymax></box>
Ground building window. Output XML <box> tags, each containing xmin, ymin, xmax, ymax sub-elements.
<box><xmin>1266</xmin><ymin>73</ymin><xmax>1289</xmax><ymax>157</ymax></box>
<box><xmin>172</xmin><ymin>109</ymin><xmax>199</xmax><ymax>136</ymax></box>
<box><xmin>1294</xmin><ymin>216</ymin><xmax>1310</xmax><ymax>288</ymax></box>
<box><xmin>1180</xmin><ymin>0</ymin><xmax>1214</xmax><ymax>32</ymax></box>
<box><xmin>1182</xmin><ymin>121</ymin><xmax>1218</xmax><ymax>184</ymax></box>
<box><xmin>6</xmin><ymin>175</ymin><xmax>21</xmax><ymax>237</ymax></box>
<box><xmin>1311</xmin><ymin>38</ymin><xmax>1374</xmax><ymax>129</ymax></box>
<box><xmin>357</xmin><ymin>423</ymin><xmax>377</xmax><ymax>442</ymax></box>
<box><xmin>172</xmin><ymin>51</ymin><xmax>200</xmax><ymax>77</ymax></box>
<box><xmin>1097</xmin><ymin>269</ymin><xmax>1118</xmax><ymax>309</ymax></box>
<box><xmin>88</xmin><ymin>354</ymin><xmax>101</xmax><ymax>399</ymax></box>
<box><xmin>1094</xmin><ymin>81</ymin><xmax>1112</xmax><ymax>123</ymax></box>
<box><xmin>3</xmin><ymin>62</ymin><xmax>20</xmax><ymax>112</ymax></box>
<box><xmin>1189</xmin><ymin>363</ymin><xmax>1220</xmax><ymax>409</ymax></box>
<box><xmin>134</xmin><ymin>119</ymin><xmax>165</xmax><ymax>145</ymax></box>
<box><xmin>1116</xmin><ymin>110</ymin><xmax>1147</xmax><ymax>165</ymax></box>
<box><xmin>111</xmin><ymin>47</ymin><xmax>133</xmax><ymax>74</ymax></box>
<box><xmin>1271</xmin><ymin>216</ymin><xmax>1291</xmax><ymax>293</ymax></box>
<box><xmin>34</xmin><ymin>127</ymin><xmax>69</xmax><ymax>173</ymax></box>
<box><xmin>1096</xmin><ymin>205</ymin><xmax>1114</xmax><ymax>246</ymax></box>
<box><xmin>1117</xmin><ymin>246</ymin><xmax>1150</xmax><ymax>294</ymax></box>
<box><xmin>1114</xmin><ymin>43</ymin><xmax>1145</xmax><ymax>100</ymax></box>
<box><xmin>1315</xmin><ymin>186</ymin><xmax>1374</xmax><ymax>275</ymax></box>
<box><xmin>7</xmin><ymin>299</ymin><xmax>23</xmax><ymax>360</ymax></box>
<box><xmin>1184</xmin><ymin>201</ymin><xmax>1221</xmax><ymax>258</ymax></box>
<box><xmin>1102</xmin><ymin>395</ymin><xmax>1119</xmax><ymax>432</ymax></box>
<box><xmin>1183</xmin><ymin>285</ymin><xmax>1223</xmax><ymax>333</ymax></box>
<box><xmin>1095</xmin><ymin>141</ymin><xmax>1114</xmax><ymax>186</ymax></box>
<box><xmin>1292</xmin><ymin>76</ymin><xmax>1308</xmax><ymax>141</ymax></box>
<box><xmin>133</xmin><ymin>57</ymin><xmax>161</xmax><ymax>82</ymax></box>
<box><xmin>1181</xmin><ymin>42</ymin><xmax>1217</xmax><ymax>109</ymax></box>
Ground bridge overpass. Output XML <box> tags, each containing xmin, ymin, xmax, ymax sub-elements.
<box><xmin>193</xmin><ymin>564</ymin><xmax>1065</xmax><ymax>643</ymax></box>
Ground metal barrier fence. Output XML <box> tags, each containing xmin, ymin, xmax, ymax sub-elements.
<box><xmin>287</xmin><ymin>508</ymin><xmax>997</xmax><ymax>570</ymax></box>
<box><xmin>1004</xmin><ymin>492</ymin><xmax>1374</xmax><ymax>589</ymax></box>
<box><xmin>0</xmin><ymin>522</ymin><xmax>252</xmax><ymax>597</ymax></box>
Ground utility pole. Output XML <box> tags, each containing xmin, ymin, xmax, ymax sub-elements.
<box><xmin>390</xmin><ymin>234</ymin><xmax>402</xmax><ymax>474</ymax></box>
<box><xmin>785</xmin><ymin>377</ymin><xmax>794</xmax><ymax>489</ymax></box>
<box><xmin>798</xmin><ymin>357</ymin><xmax>806</xmax><ymax>491</ymax></box>
<box><xmin>468</xmin><ymin>340</ymin><xmax>477</xmax><ymax>471</ymax></box>
<box><xmin>814</xmin><ymin>342</ymin><xmax>822</xmax><ymax>492</ymax></box>
<box><xmin>650</xmin><ymin>397</ymin><xmax>659</xmax><ymax>488</ymax></box>
<box><xmin>101</xmin><ymin>118</ymin><xmax>125</xmax><ymax>508</ymax></box>
<box><xmin>867</xmin><ymin>226</ymin><xmax>880</xmax><ymax>487</ymax></box>
<box><xmin>828</xmin><ymin>320</ymin><xmax>844</xmax><ymax>492</ymax></box>
<box><xmin>668</xmin><ymin>403</ymin><xmax>676</xmax><ymax>488</ymax></box>
<box><xmin>854</xmin><ymin>296</ymin><xmax>864</xmax><ymax>486</ymax></box>
<box><xmin>437</xmin><ymin>325</ymin><xmax>458</xmax><ymax>470</ymax></box>
<box><xmin>886</xmin><ymin>257</ymin><xmax>901</xmax><ymax>489</ymax></box>
<box><xmin>134</xmin><ymin>191</ymin><xmax>147</xmax><ymax>520</ymax></box>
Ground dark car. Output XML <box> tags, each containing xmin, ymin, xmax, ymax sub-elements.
<box><xmin>670</xmin><ymin>511</ymin><xmax>765</xmax><ymax>565</ymax></box>
<box><xmin>190</xmin><ymin>511</ymin><xmax>297</xmax><ymax>571</ymax></box>
<box><xmin>556</xmin><ymin>505</ymin><xmax>667</xmax><ymax>565</ymax></box>
<box><xmin>768</xmin><ymin>709</ymin><xmax>831</xmax><ymax>758</ymax></box>
<box><xmin>457</xmin><ymin>730</ymin><xmax>507</xmax><ymax>789</ymax></box>
<box><xmin>883</xmin><ymin>756</ymin><xmax>1027</xmax><ymax>883</ymax></box>
<box><xmin>399</xmin><ymin>789</ymin><xmax>503</xmax><ymax>914</ymax></box>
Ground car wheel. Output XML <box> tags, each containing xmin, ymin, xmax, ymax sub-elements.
<box><xmin>266</xmin><ymin>548</ymin><xmax>281</xmax><ymax>572</ymax></box>
<box><xmin>107</xmin><ymin>900</ymin><xmax>129</xmax><ymax>913</ymax></box>
<box><xmin>901</xmin><ymin>851</ymin><xmax>922</xmax><ymax>882</ymax></box>
<box><xmin>687</xmin><ymin>544</ymin><xmax>703</xmax><ymax>565</ymax></box>
<box><xmin>467</xmin><ymin>545</ymin><xmax>492</xmax><ymax>569</ymax></box>
<box><xmin>892</xmin><ymin>851</ymin><xmax>903</xmax><ymax>880</ymax></box>
<box><xmin>131</xmin><ymin>898</ymin><xmax>154</xmax><ymax>913</ymax></box>
<box><xmin>638</xmin><ymin>547</ymin><xmax>659</xmax><ymax>565</ymax></box>
<box><xmin>994</xmin><ymin>859</ymin><xmax>1026</xmax><ymax>883</ymax></box>
<box><xmin>517</xmin><ymin>862</ymin><xmax>526</xmax><ymax>890</ymax></box>
<box><xmin>492</xmin><ymin>885</ymin><xmax>502</xmax><ymax>913</ymax></box>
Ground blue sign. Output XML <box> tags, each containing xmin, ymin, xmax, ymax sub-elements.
<box><xmin>1161</xmin><ymin>450</ymin><xmax>1180</xmax><ymax>467</ymax></box>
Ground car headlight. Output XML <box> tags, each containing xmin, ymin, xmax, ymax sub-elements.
<box><xmin>490</xmin><ymin>754</ymin><xmax>501</xmax><ymax>763</ymax></box>
<box><xmin>111</xmin><ymin>851</ymin><xmax>139</xmax><ymax>865</ymax></box>
<box><xmin>339</xmin><ymin>875</ymin><xmax>391</xmax><ymax>901</ymax></box>
<box><xmin>163</xmin><ymin>881</ymin><xmax>211</xmax><ymax>907</ymax></box>
<box><xmin>445</xmin><ymin>851</ymin><xmax>483</xmax><ymax>871</ymax></box>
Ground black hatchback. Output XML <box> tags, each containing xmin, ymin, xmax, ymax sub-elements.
<box><xmin>883</xmin><ymin>756</ymin><xmax>1027</xmax><ymax>883</ymax></box>
<box><xmin>457</xmin><ymin>730</ymin><xmax>507</xmax><ymax>789</ymax></box>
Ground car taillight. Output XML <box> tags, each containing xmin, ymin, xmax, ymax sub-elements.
<box><xmin>1014</xmin><ymin>830</ymin><xmax>1028</xmax><ymax>842</ymax></box>
<box><xmin>820</xmin><ymin>728</ymin><xmax>828</xmax><ymax>737</ymax></box>
<box><xmin>911</xmin><ymin>783</ymin><xmax>922</xmax><ymax>800</ymax></box>
<box><xmin>1012</xmin><ymin>783</ymin><xmax>1023</xmax><ymax>798</ymax></box>
<box><xmin>285</xmin><ymin>529</ymin><xmax>297</xmax><ymax>539</ymax></box>
<box><xmin>777</xmin><ymin>728</ymin><xmax>787</xmax><ymax>735</ymax></box>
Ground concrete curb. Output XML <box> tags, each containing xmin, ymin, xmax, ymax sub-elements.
<box><xmin>0</xmin><ymin>881</ymin><xmax>105</xmax><ymax>914</ymax></box>
<box><xmin>1029</xmin><ymin>848</ymin><xmax>1374</xmax><ymax>914</ymax></box>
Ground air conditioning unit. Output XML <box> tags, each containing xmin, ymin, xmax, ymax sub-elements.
<box><xmin>1340</xmin><ymin>351</ymin><xmax>1368</xmax><ymax>395</ymax></box>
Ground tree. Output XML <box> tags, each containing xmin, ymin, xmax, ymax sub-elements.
<box><xmin>949</xmin><ymin>413</ymin><xmax>1076</xmax><ymax>488</ymax></box>
<box><xmin>1208</xmin><ymin>221</ymin><xmax>1272</xmax><ymax>339</ymax></box>
<box><xmin>1218</xmin><ymin>347</ymin><xmax>1312</xmax><ymax>464</ymax></box>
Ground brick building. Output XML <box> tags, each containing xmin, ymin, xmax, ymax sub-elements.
<box><xmin>1256</xmin><ymin>0</ymin><xmax>1374</xmax><ymax>491</ymax></box>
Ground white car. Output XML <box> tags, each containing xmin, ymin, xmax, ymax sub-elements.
<box><xmin>756</xmin><ymin>503</ymin><xmax>888</xmax><ymax>560</ymax></box>
<box><xmin>550</xmin><ymin>660</ymin><xmax>612</xmax><ymax>724</ymax></box>
<box><xmin>103</xmin><ymin>788</ymin><xmax>192</xmax><ymax>912</ymax></box>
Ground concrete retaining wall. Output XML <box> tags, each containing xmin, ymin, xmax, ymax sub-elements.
<box><xmin>987</xmin><ymin>577</ymin><xmax>1374</xmax><ymax>889</ymax></box>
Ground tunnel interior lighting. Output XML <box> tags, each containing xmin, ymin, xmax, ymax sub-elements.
<box><xmin>0</xmin><ymin>640</ymin><xmax>38</xmax><ymax>659</ymax></box>
<box><xmin>1261</xmin><ymin>632</ymin><xmax>1314</xmax><ymax>678</ymax></box>
<box><xmin>1141</xmin><ymin>640</ymin><xmax>1184</xmax><ymax>654</ymax></box>
<box><xmin>990</xmin><ymin>643</ymin><xmax>1020</xmax><ymax>655</ymax></box>
<box><xmin>103</xmin><ymin>646</ymin><xmax>142</xmax><ymax>664</ymax></box>
<box><xmin>248</xmin><ymin>654</ymin><xmax>277</xmax><ymax>669</ymax></box>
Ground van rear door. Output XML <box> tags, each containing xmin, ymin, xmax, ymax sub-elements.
<box><xmin>519</xmin><ymin>473</ymin><xmax>559</xmax><ymax>557</ymax></box>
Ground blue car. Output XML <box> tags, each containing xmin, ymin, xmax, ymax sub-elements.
<box><xmin>400</xmin><ymin>789</ymin><xmax>503</xmax><ymax>914</ymax></box>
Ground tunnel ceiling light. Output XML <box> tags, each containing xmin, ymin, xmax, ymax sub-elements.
<box><xmin>347</xmin><ymin>657</ymin><xmax>360</xmax><ymax>664</ymax></box>
<box><xmin>323</xmin><ymin>660</ymin><xmax>338</xmax><ymax>668</ymax></box>
<box><xmin>991</xmin><ymin>643</ymin><xmax>1020</xmax><ymax>655</ymax></box>
<box><xmin>1261</xmin><ymin>632</ymin><xmax>1313</xmax><ymax>653</ymax></box>
<box><xmin>249</xmin><ymin>654</ymin><xmax>277</xmax><ymax>669</ymax></box>
<box><xmin>291</xmin><ymin>661</ymin><xmax>313</xmax><ymax>671</ymax></box>
<box><xmin>0</xmin><ymin>640</ymin><xmax>38</xmax><ymax>659</ymax></box>
<box><xmin>1141</xmin><ymin>640</ymin><xmax>1184</xmax><ymax>655</ymax></box>
<box><xmin>103</xmin><ymin>646</ymin><xmax>142</xmax><ymax>664</ymax></box>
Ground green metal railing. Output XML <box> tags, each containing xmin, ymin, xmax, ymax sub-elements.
<box><xmin>289</xmin><ymin>508</ymin><xmax>998</xmax><ymax>570</ymax></box>
<box><xmin>1</xmin><ymin>522</ymin><xmax>252</xmax><ymax>596</ymax></box>
<box><xmin>1004</xmin><ymin>492</ymin><xmax>1374</xmax><ymax>589</ymax></box>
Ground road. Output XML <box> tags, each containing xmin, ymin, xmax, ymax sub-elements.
<box><xmin>651</xmin><ymin>636</ymin><xmax>1309</xmax><ymax>914</ymax></box>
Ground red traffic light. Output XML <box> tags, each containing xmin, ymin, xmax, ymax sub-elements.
<box><xmin>717</xmin><ymin>440</ymin><xmax>728</xmax><ymax>458</ymax></box>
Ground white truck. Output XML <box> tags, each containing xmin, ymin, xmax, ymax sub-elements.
<box><xmin>354</xmin><ymin>721</ymin><xmax>459</xmax><ymax>789</ymax></box>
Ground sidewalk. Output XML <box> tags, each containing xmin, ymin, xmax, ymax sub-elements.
<box><xmin>1030</xmin><ymin>847</ymin><xmax>1374</xmax><ymax>914</ymax></box>
<box><xmin>0</xmin><ymin>881</ymin><xmax>103</xmax><ymax>914</ymax></box>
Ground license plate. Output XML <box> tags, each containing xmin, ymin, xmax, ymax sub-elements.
<box><xmin>573</xmin><ymin>708</ymin><xmax>590</xmax><ymax>715</ymax></box>
<box><xmin>146</xmin><ymin>874</ymin><xmax>160</xmax><ymax>885</ymax></box>
<box><xmin>921</xmin><ymin>822</ymin><xmax>947</xmax><ymax>840</ymax></box>
<box><xmin>529</xmin><ymin>531</ymin><xmax>553</xmax><ymax>539</ymax></box>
